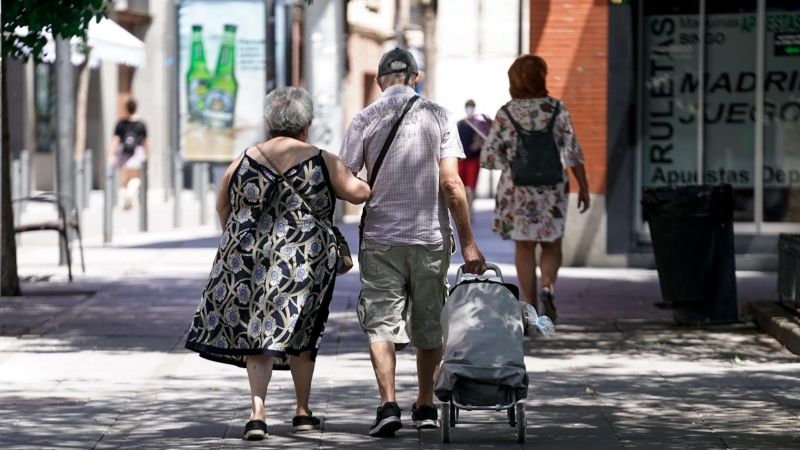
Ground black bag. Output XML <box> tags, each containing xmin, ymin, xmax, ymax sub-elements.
<box><xmin>121</xmin><ymin>123</ymin><xmax>142</xmax><ymax>155</ymax></box>
<box><xmin>502</xmin><ymin>101</ymin><xmax>564</xmax><ymax>187</ymax></box>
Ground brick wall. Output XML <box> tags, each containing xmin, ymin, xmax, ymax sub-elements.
<box><xmin>530</xmin><ymin>0</ymin><xmax>608</xmax><ymax>194</ymax></box>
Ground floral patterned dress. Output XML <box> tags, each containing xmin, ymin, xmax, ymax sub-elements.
<box><xmin>185</xmin><ymin>150</ymin><xmax>338</xmax><ymax>369</ymax></box>
<box><xmin>481</xmin><ymin>97</ymin><xmax>584</xmax><ymax>242</ymax></box>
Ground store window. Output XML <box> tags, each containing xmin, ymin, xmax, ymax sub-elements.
<box><xmin>34</xmin><ymin>63</ymin><xmax>56</xmax><ymax>154</ymax></box>
<box><xmin>639</xmin><ymin>0</ymin><xmax>800</xmax><ymax>231</ymax></box>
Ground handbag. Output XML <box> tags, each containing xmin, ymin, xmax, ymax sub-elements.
<box><xmin>256</xmin><ymin>146</ymin><xmax>354</xmax><ymax>275</ymax></box>
<box><xmin>359</xmin><ymin>95</ymin><xmax>420</xmax><ymax>243</ymax></box>
<box><xmin>501</xmin><ymin>101</ymin><xmax>564</xmax><ymax>187</ymax></box>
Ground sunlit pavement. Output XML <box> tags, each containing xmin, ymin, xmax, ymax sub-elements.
<box><xmin>2</xmin><ymin>207</ymin><xmax>799</xmax><ymax>449</ymax></box>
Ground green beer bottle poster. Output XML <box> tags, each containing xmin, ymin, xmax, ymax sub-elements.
<box><xmin>187</xmin><ymin>25</ymin><xmax>211</xmax><ymax>122</ymax></box>
<box><xmin>204</xmin><ymin>24</ymin><xmax>238</xmax><ymax>130</ymax></box>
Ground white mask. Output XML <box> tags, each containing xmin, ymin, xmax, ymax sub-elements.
<box><xmin>465</xmin><ymin>106</ymin><xmax>475</xmax><ymax>116</ymax></box>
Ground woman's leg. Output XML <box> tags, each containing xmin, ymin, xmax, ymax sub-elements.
<box><xmin>247</xmin><ymin>355</ymin><xmax>273</xmax><ymax>422</ymax></box>
<box><xmin>539</xmin><ymin>239</ymin><xmax>563</xmax><ymax>294</ymax></box>
<box><xmin>289</xmin><ymin>351</ymin><xmax>314</xmax><ymax>417</ymax></box>
<box><xmin>515</xmin><ymin>240</ymin><xmax>539</xmax><ymax>310</ymax></box>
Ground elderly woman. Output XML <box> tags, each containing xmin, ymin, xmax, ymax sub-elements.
<box><xmin>185</xmin><ymin>87</ymin><xmax>370</xmax><ymax>440</ymax></box>
<box><xmin>481</xmin><ymin>55</ymin><xmax>590</xmax><ymax>323</ymax></box>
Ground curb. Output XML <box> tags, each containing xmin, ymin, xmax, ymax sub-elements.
<box><xmin>745</xmin><ymin>301</ymin><xmax>800</xmax><ymax>356</ymax></box>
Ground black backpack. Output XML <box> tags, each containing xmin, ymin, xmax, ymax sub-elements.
<box><xmin>121</xmin><ymin>123</ymin><xmax>142</xmax><ymax>155</ymax></box>
<box><xmin>501</xmin><ymin>101</ymin><xmax>564</xmax><ymax>187</ymax></box>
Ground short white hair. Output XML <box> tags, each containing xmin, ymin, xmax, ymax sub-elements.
<box><xmin>263</xmin><ymin>87</ymin><xmax>314</xmax><ymax>138</ymax></box>
<box><xmin>379</xmin><ymin>60</ymin><xmax>416</xmax><ymax>87</ymax></box>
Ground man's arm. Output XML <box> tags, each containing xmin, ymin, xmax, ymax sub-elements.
<box><xmin>439</xmin><ymin>157</ymin><xmax>487</xmax><ymax>275</ymax></box>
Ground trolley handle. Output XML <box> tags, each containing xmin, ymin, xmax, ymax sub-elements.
<box><xmin>455</xmin><ymin>263</ymin><xmax>503</xmax><ymax>285</ymax></box>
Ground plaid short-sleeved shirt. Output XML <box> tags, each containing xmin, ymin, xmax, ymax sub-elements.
<box><xmin>340</xmin><ymin>85</ymin><xmax>466</xmax><ymax>246</ymax></box>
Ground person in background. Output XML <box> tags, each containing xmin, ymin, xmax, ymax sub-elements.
<box><xmin>185</xmin><ymin>87</ymin><xmax>370</xmax><ymax>440</ymax></box>
<box><xmin>108</xmin><ymin>99</ymin><xmax>148</xmax><ymax>209</ymax></box>
<box><xmin>481</xmin><ymin>55</ymin><xmax>590</xmax><ymax>323</ymax></box>
<box><xmin>456</xmin><ymin>100</ymin><xmax>492</xmax><ymax>216</ymax></box>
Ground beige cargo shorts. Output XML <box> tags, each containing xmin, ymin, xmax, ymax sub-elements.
<box><xmin>357</xmin><ymin>239</ymin><xmax>451</xmax><ymax>350</ymax></box>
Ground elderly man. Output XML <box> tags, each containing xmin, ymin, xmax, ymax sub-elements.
<box><xmin>340</xmin><ymin>48</ymin><xmax>487</xmax><ymax>437</ymax></box>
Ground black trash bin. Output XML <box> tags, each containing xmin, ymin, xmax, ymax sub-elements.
<box><xmin>641</xmin><ymin>184</ymin><xmax>738</xmax><ymax>324</ymax></box>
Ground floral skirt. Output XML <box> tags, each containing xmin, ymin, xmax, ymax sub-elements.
<box><xmin>493</xmin><ymin>172</ymin><xmax>570</xmax><ymax>242</ymax></box>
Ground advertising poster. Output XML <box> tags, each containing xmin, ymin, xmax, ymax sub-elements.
<box><xmin>179</xmin><ymin>0</ymin><xmax>267</xmax><ymax>162</ymax></box>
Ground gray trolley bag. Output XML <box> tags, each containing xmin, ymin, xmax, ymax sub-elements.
<box><xmin>433</xmin><ymin>264</ymin><xmax>531</xmax><ymax>443</ymax></box>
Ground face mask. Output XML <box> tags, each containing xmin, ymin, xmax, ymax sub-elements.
<box><xmin>465</xmin><ymin>106</ymin><xmax>475</xmax><ymax>116</ymax></box>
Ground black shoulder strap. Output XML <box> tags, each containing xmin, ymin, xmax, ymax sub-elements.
<box><xmin>368</xmin><ymin>95</ymin><xmax>419</xmax><ymax>188</ymax></box>
<box><xmin>547</xmin><ymin>100</ymin><xmax>561</xmax><ymax>134</ymax></box>
<box><xmin>501</xmin><ymin>105</ymin><xmax>526</xmax><ymax>134</ymax></box>
<box><xmin>358</xmin><ymin>95</ymin><xmax>419</xmax><ymax>243</ymax></box>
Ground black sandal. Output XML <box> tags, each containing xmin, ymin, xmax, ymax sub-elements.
<box><xmin>244</xmin><ymin>420</ymin><xmax>268</xmax><ymax>440</ymax></box>
<box><xmin>292</xmin><ymin>412</ymin><xmax>321</xmax><ymax>432</ymax></box>
<box><xmin>540</xmin><ymin>289</ymin><xmax>558</xmax><ymax>324</ymax></box>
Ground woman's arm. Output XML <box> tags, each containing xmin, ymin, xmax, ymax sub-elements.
<box><xmin>322</xmin><ymin>151</ymin><xmax>370</xmax><ymax>204</ymax></box>
<box><xmin>570</xmin><ymin>164</ymin><xmax>590</xmax><ymax>213</ymax></box>
<box><xmin>216</xmin><ymin>155</ymin><xmax>243</xmax><ymax>229</ymax></box>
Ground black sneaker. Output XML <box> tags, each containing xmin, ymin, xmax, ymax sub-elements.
<box><xmin>243</xmin><ymin>420</ymin><xmax>267</xmax><ymax>440</ymax></box>
<box><xmin>369</xmin><ymin>402</ymin><xmax>402</xmax><ymax>437</ymax></box>
<box><xmin>540</xmin><ymin>289</ymin><xmax>558</xmax><ymax>324</ymax></box>
<box><xmin>292</xmin><ymin>412</ymin><xmax>321</xmax><ymax>432</ymax></box>
<box><xmin>411</xmin><ymin>403</ymin><xmax>438</xmax><ymax>429</ymax></box>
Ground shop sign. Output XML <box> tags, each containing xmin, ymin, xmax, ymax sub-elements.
<box><xmin>642</xmin><ymin>12</ymin><xmax>800</xmax><ymax>189</ymax></box>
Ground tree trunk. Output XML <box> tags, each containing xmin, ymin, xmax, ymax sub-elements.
<box><xmin>1</xmin><ymin>61</ymin><xmax>22</xmax><ymax>296</ymax></box>
<box><xmin>422</xmin><ymin>0</ymin><xmax>437</xmax><ymax>101</ymax></box>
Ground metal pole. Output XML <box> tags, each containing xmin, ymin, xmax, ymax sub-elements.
<box><xmin>517</xmin><ymin>0</ymin><xmax>524</xmax><ymax>56</ymax></box>
<box><xmin>755</xmin><ymin>0</ymin><xmax>766</xmax><ymax>232</ymax></box>
<box><xmin>11</xmin><ymin>159</ymin><xmax>21</xmax><ymax>246</ymax></box>
<box><xmin>84</xmin><ymin>149</ymin><xmax>93</xmax><ymax>209</ymax></box>
<box><xmin>139</xmin><ymin>161</ymin><xmax>148</xmax><ymax>231</ymax></box>
<box><xmin>696</xmin><ymin>0</ymin><xmax>706</xmax><ymax>184</ymax></box>
<box><xmin>173</xmin><ymin>152</ymin><xmax>183</xmax><ymax>228</ymax></box>
<box><xmin>164</xmin><ymin>145</ymin><xmax>172</xmax><ymax>202</ymax></box>
<box><xmin>56</xmin><ymin>36</ymin><xmax>76</xmax><ymax>265</ymax></box>
<box><xmin>199</xmin><ymin>162</ymin><xmax>209</xmax><ymax>225</ymax></box>
<box><xmin>112</xmin><ymin>166</ymin><xmax>119</xmax><ymax>207</ymax></box>
<box><xmin>104</xmin><ymin>162</ymin><xmax>114</xmax><ymax>243</ymax></box>
<box><xmin>74</xmin><ymin>155</ymin><xmax>85</xmax><ymax>211</ymax></box>
<box><xmin>20</xmin><ymin>149</ymin><xmax>29</xmax><ymax>212</ymax></box>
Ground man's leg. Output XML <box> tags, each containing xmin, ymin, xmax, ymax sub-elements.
<box><xmin>407</xmin><ymin>242</ymin><xmax>449</xmax><ymax>428</ymax></box>
<box><xmin>415</xmin><ymin>345</ymin><xmax>442</xmax><ymax>407</ymax></box>
<box><xmin>358</xmin><ymin>241</ymin><xmax>409</xmax><ymax>436</ymax></box>
<box><xmin>370</xmin><ymin>341</ymin><xmax>397</xmax><ymax>406</ymax></box>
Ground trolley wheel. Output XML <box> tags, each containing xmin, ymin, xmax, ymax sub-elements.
<box><xmin>441</xmin><ymin>403</ymin><xmax>451</xmax><ymax>443</ymax></box>
<box><xmin>515</xmin><ymin>403</ymin><xmax>526</xmax><ymax>443</ymax></box>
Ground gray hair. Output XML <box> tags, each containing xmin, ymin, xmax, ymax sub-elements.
<box><xmin>263</xmin><ymin>87</ymin><xmax>314</xmax><ymax>138</ymax></box>
<box><xmin>379</xmin><ymin>60</ymin><xmax>416</xmax><ymax>87</ymax></box>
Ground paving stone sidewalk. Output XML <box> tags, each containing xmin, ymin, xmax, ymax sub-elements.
<box><xmin>2</xmin><ymin>211</ymin><xmax>800</xmax><ymax>449</ymax></box>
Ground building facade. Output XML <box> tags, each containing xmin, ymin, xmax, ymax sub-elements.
<box><xmin>537</xmin><ymin>0</ymin><xmax>800</xmax><ymax>268</ymax></box>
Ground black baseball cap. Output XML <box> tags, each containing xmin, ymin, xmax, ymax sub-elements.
<box><xmin>377</xmin><ymin>48</ymin><xmax>419</xmax><ymax>77</ymax></box>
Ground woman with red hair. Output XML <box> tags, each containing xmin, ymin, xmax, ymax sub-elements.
<box><xmin>481</xmin><ymin>55</ymin><xmax>590</xmax><ymax>322</ymax></box>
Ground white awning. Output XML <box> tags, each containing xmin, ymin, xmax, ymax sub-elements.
<box><xmin>16</xmin><ymin>18</ymin><xmax>147</xmax><ymax>68</ymax></box>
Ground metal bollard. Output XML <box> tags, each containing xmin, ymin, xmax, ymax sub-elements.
<box><xmin>112</xmin><ymin>165</ymin><xmax>119</xmax><ymax>208</ymax></box>
<box><xmin>74</xmin><ymin>155</ymin><xmax>85</xmax><ymax>211</ymax></box>
<box><xmin>11</xmin><ymin>159</ymin><xmax>21</xmax><ymax>246</ymax></box>
<box><xmin>192</xmin><ymin>163</ymin><xmax>200</xmax><ymax>200</ymax></box>
<box><xmin>139</xmin><ymin>161</ymin><xmax>148</xmax><ymax>232</ymax></box>
<box><xmin>173</xmin><ymin>153</ymin><xmax>184</xmax><ymax>228</ymax></box>
<box><xmin>104</xmin><ymin>162</ymin><xmax>114</xmax><ymax>243</ymax></box>
<box><xmin>20</xmin><ymin>149</ymin><xmax>30</xmax><ymax>212</ymax></box>
<box><xmin>164</xmin><ymin>148</ymin><xmax>172</xmax><ymax>202</ymax></box>
<box><xmin>84</xmin><ymin>149</ymin><xmax>93</xmax><ymax>209</ymax></box>
<box><xmin>199</xmin><ymin>162</ymin><xmax>209</xmax><ymax>226</ymax></box>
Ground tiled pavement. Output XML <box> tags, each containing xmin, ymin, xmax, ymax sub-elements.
<box><xmin>2</xmin><ymin>209</ymin><xmax>799</xmax><ymax>449</ymax></box>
